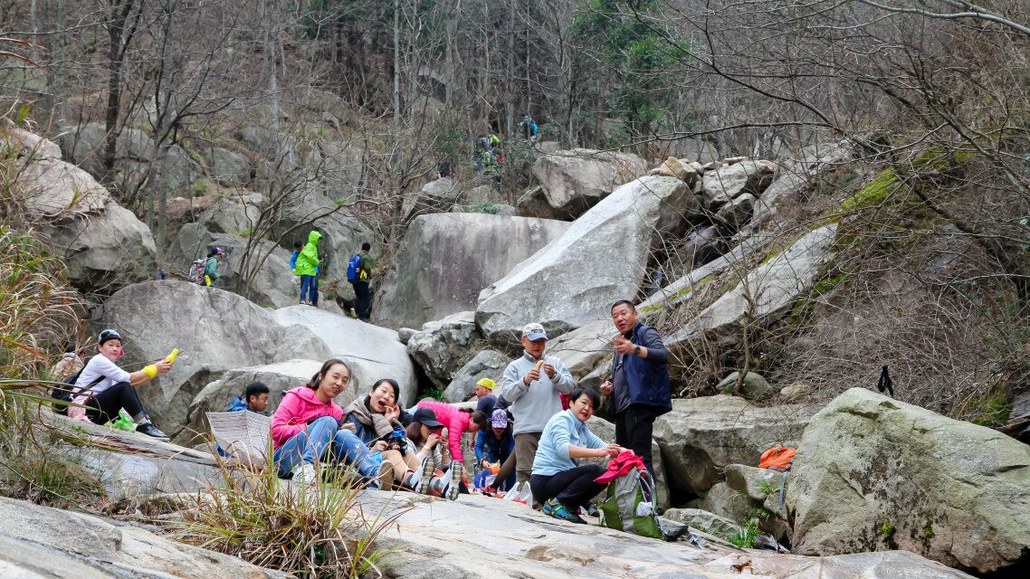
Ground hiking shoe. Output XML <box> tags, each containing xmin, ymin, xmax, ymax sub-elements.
<box><xmin>543</xmin><ymin>499</ymin><xmax>586</xmax><ymax>524</ymax></box>
<box><xmin>136</xmin><ymin>422</ymin><xmax>169</xmax><ymax>440</ymax></box>
<box><xmin>583</xmin><ymin>502</ymin><xmax>599</xmax><ymax>517</ymax></box>
<box><xmin>375</xmin><ymin>461</ymin><xmax>394</xmax><ymax>491</ymax></box>
<box><xmin>410</xmin><ymin>456</ymin><xmax>435</xmax><ymax>493</ymax></box>
<box><xmin>445</xmin><ymin>463</ymin><xmax>464</xmax><ymax>501</ymax></box>
<box><xmin>291</xmin><ymin>463</ymin><xmax>318</xmax><ymax>488</ymax></box>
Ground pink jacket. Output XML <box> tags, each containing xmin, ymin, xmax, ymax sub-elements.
<box><xmin>271</xmin><ymin>387</ymin><xmax>344</xmax><ymax>450</ymax></box>
<box><xmin>417</xmin><ymin>399</ymin><xmax>472</xmax><ymax>460</ymax></box>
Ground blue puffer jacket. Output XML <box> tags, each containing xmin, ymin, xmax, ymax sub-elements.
<box><xmin>616</xmin><ymin>322</ymin><xmax>671</xmax><ymax>414</ymax></box>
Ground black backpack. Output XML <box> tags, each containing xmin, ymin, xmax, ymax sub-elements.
<box><xmin>51</xmin><ymin>362</ymin><xmax>103</xmax><ymax>415</ymax></box>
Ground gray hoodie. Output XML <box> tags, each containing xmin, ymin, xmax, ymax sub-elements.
<box><xmin>499</xmin><ymin>351</ymin><xmax>576</xmax><ymax>436</ymax></box>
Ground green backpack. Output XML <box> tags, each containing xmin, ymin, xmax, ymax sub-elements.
<box><xmin>598</xmin><ymin>468</ymin><xmax>673</xmax><ymax>540</ymax></box>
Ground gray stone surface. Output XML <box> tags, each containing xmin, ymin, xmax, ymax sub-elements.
<box><xmin>752</xmin><ymin>141</ymin><xmax>854</xmax><ymax>226</ymax></box>
<box><xmin>375</xmin><ymin>213</ymin><xmax>570</xmax><ymax>329</ymax></box>
<box><xmin>654</xmin><ymin>395</ymin><xmax>818</xmax><ymax>496</ymax></box>
<box><xmin>788</xmin><ymin>388</ymin><xmax>1030</xmax><ymax>574</ymax></box>
<box><xmin>477</xmin><ymin>175</ymin><xmax>696</xmax><ymax>349</ymax></box>
<box><xmin>528</xmin><ymin>148</ymin><xmax>647</xmax><ymax>219</ymax></box>
<box><xmin>716</xmin><ymin>371</ymin><xmax>774</xmax><ymax>401</ymax></box>
<box><xmin>402</xmin><ymin>176</ymin><xmax>461</xmax><ymax>222</ymax></box>
<box><xmin>406</xmin><ymin>311</ymin><xmax>480</xmax><ymax>391</ymax></box>
<box><xmin>203</xmin><ymin>146</ymin><xmax>252</xmax><ymax>185</ymax></box>
<box><xmin>443</xmin><ymin>349</ymin><xmax>511</xmax><ymax>403</ymax></box>
<box><xmin>700</xmin><ymin>159</ymin><xmax>777</xmax><ymax>207</ymax></box>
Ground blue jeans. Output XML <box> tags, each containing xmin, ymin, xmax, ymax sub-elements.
<box><xmin>299</xmin><ymin>275</ymin><xmax>318</xmax><ymax>304</ymax></box>
<box><xmin>273</xmin><ymin>416</ymin><xmax>381</xmax><ymax>478</ymax></box>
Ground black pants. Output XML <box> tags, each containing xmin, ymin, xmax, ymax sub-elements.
<box><xmin>615</xmin><ymin>406</ymin><xmax>657</xmax><ymax>475</ymax></box>
<box><xmin>531</xmin><ymin>464</ymin><xmax>607</xmax><ymax>510</ymax></box>
<box><xmin>352</xmin><ymin>281</ymin><xmax>372</xmax><ymax>320</ymax></box>
<box><xmin>84</xmin><ymin>381</ymin><xmax>146</xmax><ymax>425</ymax></box>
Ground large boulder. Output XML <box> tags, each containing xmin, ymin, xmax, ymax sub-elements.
<box><xmin>665</xmin><ymin>137</ymin><xmax>719</xmax><ymax>164</ymax></box>
<box><xmin>402</xmin><ymin>177</ymin><xmax>461</xmax><ymax>222</ymax></box>
<box><xmin>185</xmin><ymin>358</ymin><xmax>327</xmax><ymax>444</ymax></box>
<box><xmin>653</xmin><ymin>395</ymin><xmax>818</xmax><ymax>498</ymax></box>
<box><xmin>524</xmin><ymin>148</ymin><xmax>648</xmax><ymax>219</ymax></box>
<box><xmin>0</xmin><ymin>496</ymin><xmax>289</xmax><ymax>578</ymax></box>
<box><xmin>700</xmin><ymin>159</ymin><xmax>777</xmax><ymax>208</ymax></box>
<box><xmin>665</xmin><ymin>223</ymin><xmax>838</xmax><ymax>351</ymax></box>
<box><xmin>45</xmin><ymin>199</ymin><xmax>158</xmax><ymax>293</ymax></box>
<box><xmin>4</xmin><ymin>129</ymin><xmax>109</xmax><ymax>217</ymax></box>
<box><xmin>94</xmin><ymin>281</ymin><xmax>330</xmax><ymax>438</ymax></box>
<box><xmin>406</xmin><ymin>311</ymin><xmax>480</xmax><ymax>391</ymax></box>
<box><xmin>202</xmin><ymin>146</ymin><xmax>252</xmax><ymax>186</ymax></box>
<box><xmin>58</xmin><ymin>122</ymin><xmax>155</xmax><ymax>179</ymax></box>
<box><xmin>198</xmin><ymin>190</ymin><xmax>264</xmax><ymax>235</ymax></box>
<box><xmin>477</xmin><ymin>175</ymin><xmax>697</xmax><ymax>349</ymax></box>
<box><xmin>751</xmin><ymin>140</ymin><xmax>854</xmax><ymax>226</ymax></box>
<box><xmin>442</xmin><ymin>349</ymin><xmax>510</xmax><ymax>403</ymax></box>
<box><xmin>273</xmin><ymin>306</ymin><xmax>417</xmax><ymax>405</ymax></box>
<box><xmin>787</xmin><ymin>388</ymin><xmax>1030</xmax><ymax>574</ymax></box>
<box><xmin>374</xmin><ymin>213</ymin><xmax>570</xmax><ymax>329</ymax></box>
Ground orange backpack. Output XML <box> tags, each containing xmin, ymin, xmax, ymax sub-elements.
<box><xmin>759</xmin><ymin>445</ymin><xmax>796</xmax><ymax>471</ymax></box>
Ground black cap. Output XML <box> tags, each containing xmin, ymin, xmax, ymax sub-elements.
<box><xmin>412</xmin><ymin>407</ymin><xmax>443</xmax><ymax>428</ymax></box>
<box><xmin>97</xmin><ymin>329</ymin><xmax>122</xmax><ymax>346</ymax></box>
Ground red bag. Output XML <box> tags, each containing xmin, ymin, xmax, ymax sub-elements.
<box><xmin>759</xmin><ymin>445</ymin><xmax>796</xmax><ymax>471</ymax></box>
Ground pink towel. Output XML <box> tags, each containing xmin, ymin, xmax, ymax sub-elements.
<box><xmin>593</xmin><ymin>450</ymin><xmax>646</xmax><ymax>484</ymax></box>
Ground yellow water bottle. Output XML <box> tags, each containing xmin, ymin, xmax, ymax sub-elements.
<box><xmin>166</xmin><ymin>348</ymin><xmax>179</xmax><ymax>363</ymax></box>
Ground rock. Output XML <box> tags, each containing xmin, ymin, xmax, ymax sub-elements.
<box><xmin>752</xmin><ymin>140</ymin><xmax>854</xmax><ymax>226</ymax></box>
<box><xmin>44</xmin><ymin>199</ymin><xmax>157</xmax><ymax>293</ymax></box>
<box><xmin>688</xmin><ymin>481</ymin><xmax>753</xmax><ymax>523</ymax></box>
<box><xmin>666</xmin><ymin>225</ymin><xmax>725</xmax><ymax>281</ymax></box>
<box><xmin>185</xmin><ymin>358</ymin><xmax>327</xmax><ymax>444</ymax></box>
<box><xmin>666</xmin><ymin>137</ymin><xmax>719</xmax><ymax>164</ymax></box>
<box><xmin>58</xmin><ymin>122</ymin><xmax>155</xmax><ymax>178</ymax></box>
<box><xmin>477</xmin><ymin>175</ymin><xmax>696</xmax><ymax>349</ymax></box>
<box><xmin>724</xmin><ymin>464</ymin><xmax>784</xmax><ymax>504</ymax></box>
<box><xmin>650</xmin><ymin>156</ymin><xmax>698</xmax><ymax>188</ymax></box>
<box><xmin>202</xmin><ymin>146</ymin><xmax>251</xmax><ymax>185</ymax></box>
<box><xmin>528</xmin><ymin>148</ymin><xmax>648</xmax><ymax>220</ymax></box>
<box><xmin>270</xmin><ymin>191</ymin><xmax>375</xmax><ymax>279</ymax></box>
<box><xmin>442</xmin><ymin>349</ymin><xmax>510</xmax><ymax>403</ymax></box>
<box><xmin>788</xmin><ymin>388</ymin><xmax>1030</xmax><ymax>574</ymax></box>
<box><xmin>402</xmin><ymin>177</ymin><xmax>461</xmax><ymax>222</ymax></box>
<box><xmin>716</xmin><ymin>371</ymin><xmax>774</xmax><ymax>401</ymax></box>
<box><xmin>94</xmin><ymin>280</ymin><xmax>331</xmax><ymax>438</ymax></box>
<box><xmin>780</xmin><ymin>382</ymin><xmax>815</xmax><ymax>402</ymax></box>
<box><xmin>714</xmin><ymin>192</ymin><xmax>756</xmax><ymax>233</ymax></box>
<box><xmin>0</xmin><ymin>496</ymin><xmax>288</xmax><ymax>578</ymax></box>
<box><xmin>546</xmin><ymin>319</ymin><xmax>616</xmax><ymax>389</ymax></box>
<box><xmin>406</xmin><ymin>311</ymin><xmax>480</xmax><ymax>391</ymax></box>
<box><xmin>1</xmin><ymin>122</ymin><xmax>62</xmax><ymax>160</ymax></box>
<box><xmin>662</xmin><ymin>507</ymin><xmax>741</xmax><ymax>539</ymax></box>
<box><xmin>303</xmin><ymin>139</ymin><xmax>363</xmax><ymax>199</ymax></box>
<box><xmin>14</xmin><ymin>154</ymin><xmax>110</xmax><ymax>218</ymax></box>
<box><xmin>273</xmin><ymin>306</ymin><xmax>416</xmax><ymax>405</ymax></box>
<box><xmin>706</xmin><ymin>550</ymin><xmax>976</xmax><ymax>578</ymax></box>
<box><xmin>654</xmin><ymin>395</ymin><xmax>818</xmax><ymax>497</ymax></box>
<box><xmin>700</xmin><ymin>159</ymin><xmax>777</xmax><ymax>207</ymax></box>
<box><xmin>665</xmin><ymin>224</ymin><xmax>838</xmax><ymax>352</ymax></box>
<box><xmin>198</xmin><ymin>191</ymin><xmax>264</xmax><ymax>235</ymax></box>
<box><xmin>397</xmin><ymin>327</ymin><xmax>417</xmax><ymax>344</ymax></box>
<box><xmin>374</xmin><ymin>213</ymin><xmax>570</xmax><ymax>329</ymax></box>
<box><xmin>514</xmin><ymin>185</ymin><xmax>553</xmax><ymax>219</ymax></box>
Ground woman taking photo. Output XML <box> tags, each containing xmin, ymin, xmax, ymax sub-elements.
<box><xmin>271</xmin><ymin>358</ymin><xmax>391</xmax><ymax>488</ymax></box>
<box><xmin>531</xmin><ymin>388</ymin><xmax>623</xmax><ymax>523</ymax></box>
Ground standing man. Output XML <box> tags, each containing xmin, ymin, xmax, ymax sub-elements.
<box><xmin>349</xmin><ymin>242</ymin><xmax>374</xmax><ymax>321</ymax></box>
<box><xmin>499</xmin><ymin>322</ymin><xmax>576</xmax><ymax>490</ymax></box>
<box><xmin>600</xmin><ymin>300</ymin><xmax>670</xmax><ymax>476</ymax></box>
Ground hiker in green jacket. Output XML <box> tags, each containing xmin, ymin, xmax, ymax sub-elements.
<box><xmin>204</xmin><ymin>247</ymin><xmax>225</xmax><ymax>286</ymax></box>
<box><xmin>294</xmin><ymin>230</ymin><xmax>321</xmax><ymax>306</ymax></box>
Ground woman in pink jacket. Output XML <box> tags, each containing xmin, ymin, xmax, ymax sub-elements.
<box><xmin>271</xmin><ymin>358</ymin><xmax>390</xmax><ymax>488</ymax></box>
<box><xmin>415</xmin><ymin>399</ymin><xmax>482</xmax><ymax>464</ymax></box>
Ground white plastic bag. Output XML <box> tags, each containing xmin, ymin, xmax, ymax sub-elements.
<box><xmin>502</xmin><ymin>481</ymin><xmax>532</xmax><ymax>505</ymax></box>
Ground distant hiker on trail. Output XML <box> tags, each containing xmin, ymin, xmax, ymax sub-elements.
<box><xmin>521</xmin><ymin>115</ymin><xmax>538</xmax><ymax>140</ymax></box>
<box><xmin>205</xmin><ymin>246</ymin><xmax>225</xmax><ymax>286</ymax></box>
<box><xmin>289</xmin><ymin>240</ymin><xmax>303</xmax><ymax>298</ymax></box>
<box><xmin>226</xmin><ymin>381</ymin><xmax>271</xmax><ymax>414</ymax></box>
<box><xmin>67</xmin><ymin>329</ymin><xmax>173</xmax><ymax>440</ymax></box>
<box><xmin>499</xmin><ymin>322</ymin><xmax>576</xmax><ymax>492</ymax></box>
<box><xmin>347</xmin><ymin>242</ymin><xmax>374</xmax><ymax>321</ymax></box>
<box><xmin>599</xmin><ymin>300</ymin><xmax>670</xmax><ymax>476</ymax></box>
<box><xmin>531</xmin><ymin>388</ymin><xmax>624</xmax><ymax>524</ymax></box>
<box><xmin>294</xmin><ymin>231</ymin><xmax>321</xmax><ymax>306</ymax></box>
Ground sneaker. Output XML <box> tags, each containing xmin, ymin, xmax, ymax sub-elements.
<box><xmin>291</xmin><ymin>463</ymin><xmax>318</xmax><ymax>488</ymax></box>
<box><xmin>445</xmin><ymin>463</ymin><xmax>464</xmax><ymax>501</ymax></box>
<box><xmin>584</xmin><ymin>502</ymin><xmax>599</xmax><ymax>517</ymax></box>
<box><xmin>375</xmin><ymin>461</ymin><xmax>394</xmax><ymax>491</ymax></box>
<box><xmin>410</xmin><ymin>456</ymin><xmax>435</xmax><ymax>493</ymax></box>
<box><xmin>135</xmin><ymin>422</ymin><xmax>169</xmax><ymax>440</ymax></box>
<box><xmin>543</xmin><ymin>499</ymin><xmax>586</xmax><ymax>524</ymax></box>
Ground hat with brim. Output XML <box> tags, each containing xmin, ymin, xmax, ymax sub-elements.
<box><xmin>490</xmin><ymin>408</ymin><xmax>509</xmax><ymax>429</ymax></box>
<box><xmin>522</xmin><ymin>322</ymin><xmax>548</xmax><ymax>341</ymax></box>
<box><xmin>413</xmin><ymin>407</ymin><xmax>443</xmax><ymax>429</ymax></box>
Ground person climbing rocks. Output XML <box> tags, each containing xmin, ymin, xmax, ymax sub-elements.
<box><xmin>204</xmin><ymin>246</ymin><xmax>225</xmax><ymax>286</ymax></box>
<box><xmin>294</xmin><ymin>230</ymin><xmax>321</xmax><ymax>306</ymax></box>
<box><xmin>349</xmin><ymin>242</ymin><xmax>374</xmax><ymax>321</ymax></box>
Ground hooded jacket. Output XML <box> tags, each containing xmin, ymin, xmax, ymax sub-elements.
<box><xmin>293</xmin><ymin>230</ymin><xmax>321</xmax><ymax>276</ymax></box>
<box><xmin>416</xmin><ymin>399</ymin><xmax>472</xmax><ymax>461</ymax></box>
<box><xmin>270</xmin><ymin>386</ymin><xmax>344</xmax><ymax>450</ymax></box>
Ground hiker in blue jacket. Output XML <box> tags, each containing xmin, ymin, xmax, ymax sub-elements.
<box><xmin>599</xmin><ymin>300</ymin><xmax>670</xmax><ymax>476</ymax></box>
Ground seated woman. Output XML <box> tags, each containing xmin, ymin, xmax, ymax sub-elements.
<box><xmin>271</xmin><ymin>358</ymin><xmax>391</xmax><ymax>488</ymax></box>
<box><xmin>473</xmin><ymin>408</ymin><xmax>516</xmax><ymax>491</ymax></box>
<box><xmin>414</xmin><ymin>398</ymin><xmax>481</xmax><ymax>467</ymax></box>
<box><xmin>68</xmin><ymin>329</ymin><xmax>173</xmax><ymax>439</ymax></box>
<box><xmin>343</xmin><ymin>379</ymin><xmax>435</xmax><ymax>494</ymax></box>
<box><xmin>403</xmin><ymin>406</ymin><xmax>463</xmax><ymax>500</ymax></box>
<box><xmin>530</xmin><ymin>388</ymin><xmax>623</xmax><ymax>524</ymax></box>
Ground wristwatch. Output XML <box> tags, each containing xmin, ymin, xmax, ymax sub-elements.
<box><xmin>633</xmin><ymin>345</ymin><xmax>641</xmax><ymax>356</ymax></box>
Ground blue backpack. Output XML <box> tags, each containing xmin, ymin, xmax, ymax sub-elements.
<box><xmin>346</xmin><ymin>253</ymin><xmax>363</xmax><ymax>282</ymax></box>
